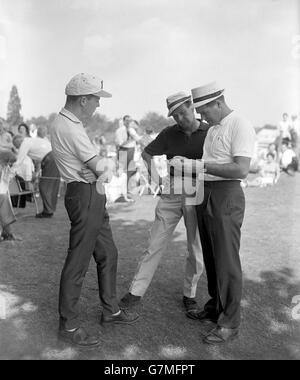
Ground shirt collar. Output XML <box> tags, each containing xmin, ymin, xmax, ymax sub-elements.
<box><xmin>176</xmin><ymin>119</ymin><xmax>206</xmax><ymax>134</ymax></box>
<box><xmin>220</xmin><ymin>110</ymin><xmax>235</xmax><ymax>126</ymax></box>
<box><xmin>60</xmin><ymin>108</ymin><xmax>81</xmax><ymax>124</ymax></box>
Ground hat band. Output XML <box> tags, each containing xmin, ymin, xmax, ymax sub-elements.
<box><xmin>193</xmin><ymin>90</ymin><xmax>223</xmax><ymax>104</ymax></box>
<box><xmin>168</xmin><ymin>96</ymin><xmax>191</xmax><ymax>110</ymax></box>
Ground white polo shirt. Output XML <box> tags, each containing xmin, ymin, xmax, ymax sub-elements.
<box><xmin>17</xmin><ymin>137</ymin><xmax>52</xmax><ymax>164</ymax></box>
<box><xmin>203</xmin><ymin>111</ymin><xmax>256</xmax><ymax>181</ymax></box>
<box><xmin>50</xmin><ymin>108</ymin><xmax>98</xmax><ymax>183</ymax></box>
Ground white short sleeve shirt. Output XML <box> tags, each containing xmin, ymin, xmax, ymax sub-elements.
<box><xmin>50</xmin><ymin>108</ymin><xmax>98</xmax><ymax>183</ymax></box>
<box><xmin>203</xmin><ymin>111</ymin><xmax>256</xmax><ymax>181</ymax></box>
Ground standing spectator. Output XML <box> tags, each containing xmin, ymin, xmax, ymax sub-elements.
<box><xmin>15</xmin><ymin>125</ymin><xmax>60</xmax><ymax>218</ymax></box>
<box><xmin>191</xmin><ymin>81</ymin><xmax>256</xmax><ymax>344</ymax></box>
<box><xmin>278</xmin><ymin>113</ymin><xmax>291</xmax><ymax>141</ymax></box>
<box><xmin>51</xmin><ymin>73</ymin><xmax>138</xmax><ymax>348</ymax></box>
<box><xmin>115</xmin><ymin>115</ymin><xmax>142</xmax><ymax>190</ymax></box>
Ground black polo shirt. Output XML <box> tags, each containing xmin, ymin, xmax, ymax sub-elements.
<box><xmin>145</xmin><ymin>121</ymin><xmax>209</xmax><ymax>160</ymax></box>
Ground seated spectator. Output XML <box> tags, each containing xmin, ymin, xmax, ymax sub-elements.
<box><xmin>18</xmin><ymin>123</ymin><xmax>31</xmax><ymax>138</ymax></box>
<box><xmin>0</xmin><ymin>150</ymin><xmax>18</xmax><ymax>241</ymax></box>
<box><xmin>105</xmin><ymin>164</ymin><xmax>134</xmax><ymax>203</ymax></box>
<box><xmin>280</xmin><ymin>141</ymin><xmax>298</xmax><ymax>176</ymax></box>
<box><xmin>265</xmin><ymin>143</ymin><xmax>278</xmax><ymax>161</ymax></box>
<box><xmin>11</xmin><ymin>135</ymin><xmax>35</xmax><ymax>208</ymax></box>
<box><xmin>245</xmin><ymin>153</ymin><xmax>280</xmax><ymax>187</ymax></box>
<box><xmin>0</xmin><ymin>119</ymin><xmax>14</xmax><ymax>152</ymax></box>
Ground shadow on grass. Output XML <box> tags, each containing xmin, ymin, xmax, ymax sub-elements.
<box><xmin>0</xmin><ymin>211</ymin><xmax>299</xmax><ymax>360</ymax></box>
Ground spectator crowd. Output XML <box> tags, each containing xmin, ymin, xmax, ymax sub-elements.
<box><xmin>0</xmin><ymin>110</ymin><xmax>299</xmax><ymax>242</ymax></box>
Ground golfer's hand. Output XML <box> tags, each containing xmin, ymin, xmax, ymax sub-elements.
<box><xmin>78</xmin><ymin>168</ymin><xmax>97</xmax><ymax>183</ymax></box>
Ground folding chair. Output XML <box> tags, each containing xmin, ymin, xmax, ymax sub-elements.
<box><xmin>8</xmin><ymin>176</ymin><xmax>39</xmax><ymax>214</ymax></box>
<box><xmin>138</xmin><ymin>173</ymin><xmax>162</xmax><ymax>198</ymax></box>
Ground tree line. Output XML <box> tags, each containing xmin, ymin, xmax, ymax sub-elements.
<box><xmin>2</xmin><ymin>85</ymin><xmax>173</xmax><ymax>143</ymax></box>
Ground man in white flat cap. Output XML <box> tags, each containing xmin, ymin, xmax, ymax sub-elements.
<box><xmin>120</xmin><ymin>92</ymin><xmax>208</xmax><ymax>317</ymax></box>
<box><xmin>190</xmin><ymin>81</ymin><xmax>256</xmax><ymax>344</ymax></box>
<box><xmin>50</xmin><ymin>73</ymin><xmax>139</xmax><ymax>348</ymax></box>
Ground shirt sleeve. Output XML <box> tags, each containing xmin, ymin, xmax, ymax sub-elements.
<box><xmin>232</xmin><ymin>120</ymin><xmax>256</xmax><ymax>158</ymax></box>
<box><xmin>17</xmin><ymin>138</ymin><xmax>32</xmax><ymax>164</ymax></box>
<box><xmin>71</xmin><ymin>127</ymin><xmax>98</xmax><ymax>164</ymax></box>
<box><xmin>128</xmin><ymin>127</ymin><xmax>141</xmax><ymax>142</ymax></box>
<box><xmin>144</xmin><ymin>130</ymin><xmax>168</xmax><ymax>156</ymax></box>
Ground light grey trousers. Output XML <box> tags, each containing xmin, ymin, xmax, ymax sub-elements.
<box><xmin>129</xmin><ymin>195</ymin><xmax>203</xmax><ymax>298</ymax></box>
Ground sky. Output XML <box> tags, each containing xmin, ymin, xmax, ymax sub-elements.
<box><xmin>0</xmin><ymin>0</ymin><xmax>299</xmax><ymax>127</ymax></box>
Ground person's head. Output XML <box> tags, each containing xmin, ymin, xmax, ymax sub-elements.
<box><xmin>281</xmin><ymin>141</ymin><xmax>289</xmax><ymax>152</ymax></box>
<box><xmin>192</xmin><ymin>82</ymin><xmax>228</xmax><ymax>126</ymax></box>
<box><xmin>266</xmin><ymin>152</ymin><xmax>275</xmax><ymax>163</ymax></box>
<box><xmin>65</xmin><ymin>73</ymin><xmax>112</xmax><ymax>122</ymax></box>
<box><xmin>37</xmin><ymin>125</ymin><xmax>48</xmax><ymax>139</ymax></box>
<box><xmin>18</xmin><ymin>123</ymin><xmax>30</xmax><ymax>137</ymax></box>
<box><xmin>0</xmin><ymin>150</ymin><xmax>17</xmax><ymax>168</ymax></box>
<box><xmin>145</xmin><ymin>126</ymin><xmax>154</xmax><ymax>135</ymax></box>
<box><xmin>282</xmin><ymin>113</ymin><xmax>289</xmax><ymax>121</ymax></box>
<box><xmin>291</xmin><ymin>114</ymin><xmax>298</xmax><ymax>121</ymax></box>
<box><xmin>268</xmin><ymin>143</ymin><xmax>276</xmax><ymax>153</ymax></box>
<box><xmin>166</xmin><ymin>92</ymin><xmax>196</xmax><ymax>131</ymax></box>
<box><xmin>12</xmin><ymin>134</ymin><xmax>24</xmax><ymax>149</ymax></box>
<box><xmin>123</xmin><ymin>115</ymin><xmax>132</xmax><ymax>128</ymax></box>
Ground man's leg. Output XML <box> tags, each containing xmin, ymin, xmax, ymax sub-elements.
<box><xmin>59</xmin><ymin>183</ymin><xmax>104</xmax><ymax>331</ymax></box>
<box><xmin>39</xmin><ymin>153</ymin><xmax>60</xmax><ymax>216</ymax></box>
<box><xmin>93</xmin><ymin>210</ymin><xmax>120</xmax><ymax>316</ymax></box>
<box><xmin>195</xmin><ymin>186</ymin><xmax>220</xmax><ymax>321</ymax></box>
<box><xmin>182</xmin><ymin>204</ymin><xmax>203</xmax><ymax>299</ymax></box>
<box><xmin>129</xmin><ymin>196</ymin><xmax>183</xmax><ymax>297</ymax></box>
<box><xmin>209</xmin><ymin>184</ymin><xmax>245</xmax><ymax>330</ymax></box>
<box><xmin>0</xmin><ymin>194</ymin><xmax>17</xmax><ymax>240</ymax></box>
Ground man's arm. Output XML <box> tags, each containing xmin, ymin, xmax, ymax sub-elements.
<box><xmin>205</xmin><ymin>156</ymin><xmax>251</xmax><ymax>179</ymax></box>
<box><xmin>79</xmin><ymin>156</ymin><xmax>113</xmax><ymax>183</ymax></box>
<box><xmin>141</xmin><ymin>150</ymin><xmax>161</xmax><ymax>185</ymax></box>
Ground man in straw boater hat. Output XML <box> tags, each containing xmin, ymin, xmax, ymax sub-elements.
<box><xmin>120</xmin><ymin>91</ymin><xmax>209</xmax><ymax>317</ymax></box>
<box><xmin>50</xmin><ymin>73</ymin><xmax>139</xmax><ymax>348</ymax></box>
<box><xmin>190</xmin><ymin>81</ymin><xmax>256</xmax><ymax>344</ymax></box>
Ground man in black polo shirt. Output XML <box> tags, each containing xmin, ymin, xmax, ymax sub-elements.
<box><xmin>120</xmin><ymin>92</ymin><xmax>209</xmax><ymax>316</ymax></box>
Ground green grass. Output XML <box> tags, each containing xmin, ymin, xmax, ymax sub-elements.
<box><xmin>0</xmin><ymin>173</ymin><xmax>299</xmax><ymax>360</ymax></box>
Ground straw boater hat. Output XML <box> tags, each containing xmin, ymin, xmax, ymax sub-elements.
<box><xmin>191</xmin><ymin>81</ymin><xmax>224</xmax><ymax>109</ymax></box>
<box><xmin>65</xmin><ymin>73</ymin><xmax>112</xmax><ymax>98</ymax></box>
<box><xmin>166</xmin><ymin>92</ymin><xmax>191</xmax><ymax>117</ymax></box>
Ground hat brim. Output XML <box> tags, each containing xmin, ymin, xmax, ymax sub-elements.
<box><xmin>168</xmin><ymin>99</ymin><xmax>191</xmax><ymax>117</ymax></box>
<box><xmin>193</xmin><ymin>91</ymin><xmax>224</xmax><ymax>110</ymax></box>
<box><xmin>93</xmin><ymin>89</ymin><xmax>112</xmax><ymax>98</ymax></box>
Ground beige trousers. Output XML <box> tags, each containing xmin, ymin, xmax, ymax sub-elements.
<box><xmin>129</xmin><ymin>195</ymin><xmax>203</xmax><ymax>298</ymax></box>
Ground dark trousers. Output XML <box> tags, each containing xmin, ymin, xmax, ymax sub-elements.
<box><xmin>117</xmin><ymin>146</ymin><xmax>136</xmax><ymax>186</ymax></box>
<box><xmin>196</xmin><ymin>181</ymin><xmax>245</xmax><ymax>329</ymax></box>
<box><xmin>59</xmin><ymin>182</ymin><xmax>119</xmax><ymax>330</ymax></box>
<box><xmin>39</xmin><ymin>152</ymin><xmax>60</xmax><ymax>215</ymax></box>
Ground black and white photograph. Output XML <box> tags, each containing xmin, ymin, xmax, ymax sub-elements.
<box><xmin>0</xmin><ymin>0</ymin><xmax>299</xmax><ymax>363</ymax></box>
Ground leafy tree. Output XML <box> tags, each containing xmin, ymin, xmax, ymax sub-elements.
<box><xmin>139</xmin><ymin>112</ymin><xmax>172</xmax><ymax>133</ymax></box>
<box><xmin>6</xmin><ymin>85</ymin><xmax>23</xmax><ymax>127</ymax></box>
